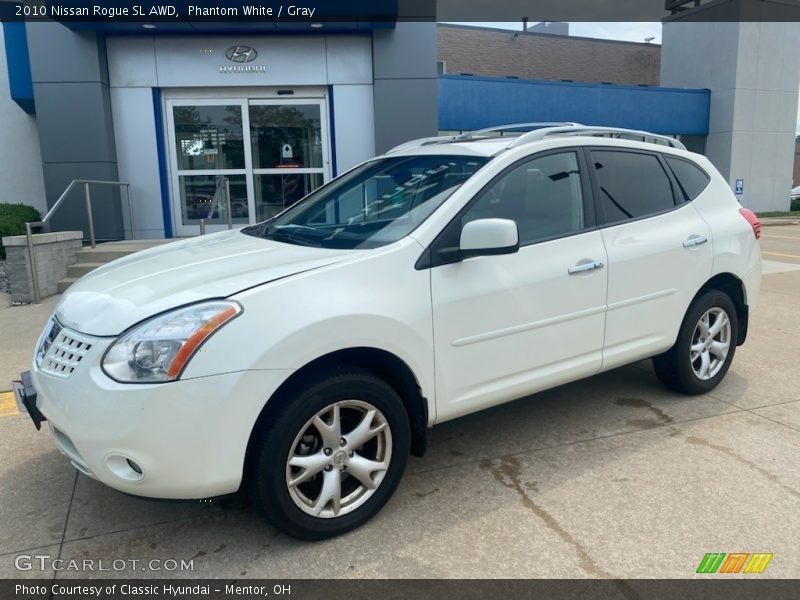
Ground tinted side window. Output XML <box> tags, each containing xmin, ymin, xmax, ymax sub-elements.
<box><xmin>591</xmin><ymin>150</ymin><xmax>676</xmax><ymax>224</ymax></box>
<box><xmin>463</xmin><ymin>152</ymin><xmax>586</xmax><ymax>244</ymax></box>
<box><xmin>665</xmin><ymin>156</ymin><xmax>710</xmax><ymax>202</ymax></box>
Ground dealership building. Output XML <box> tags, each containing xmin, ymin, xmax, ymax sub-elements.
<box><xmin>1</xmin><ymin>4</ymin><xmax>799</xmax><ymax>241</ymax></box>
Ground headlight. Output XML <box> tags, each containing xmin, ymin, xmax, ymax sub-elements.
<box><xmin>102</xmin><ymin>301</ymin><xmax>242</xmax><ymax>383</ymax></box>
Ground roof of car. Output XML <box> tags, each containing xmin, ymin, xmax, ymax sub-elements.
<box><xmin>386</xmin><ymin>136</ymin><xmax>694</xmax><ymax>161</ymax></box>
<box><xmin>385</xmin><ymin>124</ymin><xmax>689</xmax><ymax>160</ymax></box>
<box><xmin>387</xmin><ymin>138</ymin><xmax>511</xmax><ymax>158</ymax></box>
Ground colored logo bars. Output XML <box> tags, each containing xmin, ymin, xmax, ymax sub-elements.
<box><xmin>696</xmin><ymin>552</ymin><xmax>773</xmax><ymax>574</ymax></box>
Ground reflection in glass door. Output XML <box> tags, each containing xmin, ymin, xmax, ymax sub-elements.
<box><xmin>166</xmin><ymin>97</ymin><xmax>329</xmax><ymax>236</ymax></box>
<box><xmin>168</xmin><ymin>102</ymin><xmax>250</xmax><ymax>234</ymax></box>
<box><xmin>249</xmin><ymin>100</ymin><xmax>327</xmax><ymax>221</ymax></box>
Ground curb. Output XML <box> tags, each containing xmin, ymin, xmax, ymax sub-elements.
<box><xmin>760</xmin><ymin>220</ymin><xmax>800</xmax><ymax>227</ymax></box>
<box><xmin>0</xmin><ymin>391</ymin><xmax>20</xmax><ymax>417</ymax></box>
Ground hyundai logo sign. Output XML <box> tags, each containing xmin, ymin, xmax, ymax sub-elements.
<box><xmin>226</xmin><ymin>46</ymin><xmax>258</xmax><ymax>63</ymax></box>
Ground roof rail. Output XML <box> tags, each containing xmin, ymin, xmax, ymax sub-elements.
<box><xmin>386</xmin><ymin>122</ymin><xmax>583</xmax><ymax>154</ymax></box>
<box><xmin>386</xmin><ymin>136</ymin><xmax>459</xmax><ymax>154</ymax></box>
<box><xmin>507</xmin><ymin>126</ymin><xmax>686</xmax><ymax>150</ymax></box>
<box><xmin>452</xmin><ymin>122</ymin><xmax>582</xmax><ymax>140</ymax></box>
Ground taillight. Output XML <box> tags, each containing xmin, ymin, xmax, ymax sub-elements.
<box><xmin>739</xmin><ymin>208</ymin><xmax>761</xmax><ymax>240</ymax></box>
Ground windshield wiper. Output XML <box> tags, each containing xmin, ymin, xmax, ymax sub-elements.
<box><xmin>264</xmin><ymin>229</ymin><xmax>322</xmax><ymax>247</ymax></box>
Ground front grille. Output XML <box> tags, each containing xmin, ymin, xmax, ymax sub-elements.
<box><xmin>37</xmin><ymin>319</ymin><xmax>94</xmax><ymax>378</ymax></box>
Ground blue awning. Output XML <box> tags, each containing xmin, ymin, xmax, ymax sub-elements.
<box><xmin>439</xmin><ymin>75</ymin><xmax>710</xmax><ymax>136</ymax></box>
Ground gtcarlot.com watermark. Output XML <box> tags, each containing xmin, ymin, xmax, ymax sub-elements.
<box><xmin>15</xmin><ymin>554</ymin><xmax>194</xmax><ymax>573</ymax></box>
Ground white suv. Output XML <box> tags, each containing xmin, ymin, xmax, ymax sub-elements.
<box><xmin>17</xmin><ymin>125</ymin><xmax>761</xmax><ymax>540</ymax></box>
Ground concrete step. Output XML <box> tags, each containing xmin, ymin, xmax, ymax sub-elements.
<box><xmin>75</xmin><ymin>249</ymin><xmax>133</xmax><ymax>263</ymax></box>
<box><xmin>66</xmin><ymin>262</ymin><xmax>104</xmax><ymax>278</ymax></box>
<box><xmin>75</xmin><ymin>240</ymin><xmax>172</xmax><ymax>264</ymax></box>
<box><xmin>59</xmin><ymin>239</ymin><xmax>175</xmax><ymax>294</ymax></box>
<box><xmin>57</xmin><ymin>277</ymin><xmax>79</xmax><ymax>294</ymax></box>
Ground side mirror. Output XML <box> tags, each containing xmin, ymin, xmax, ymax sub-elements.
<box><xmin>459</xmin><ymin>218</ymin><xmax>519</xmax><ymax>257</ymax></box>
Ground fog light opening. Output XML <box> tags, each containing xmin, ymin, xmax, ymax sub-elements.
<box><xmin>105</xmin><ymin>454</ymin><xmax>145</xmax><ymax>482</ymax></box>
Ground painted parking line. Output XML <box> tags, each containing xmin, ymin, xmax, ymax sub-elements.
<box><xmin>0</xmin><ymin>391</ymin><xmax>20</xmax><ymax>417</ymax></box>
<box><xmin>762</xmin><ymin>260</ymin><xmax>800</xmax><ymax>274</ymax></box>
<box><xmin>761</xmin><ymin>234</ymin><xmax>800</xmax><ymax>240</ymax></box>
<box><xmin>762</xmin><ymin>251</ymin><xmax>800</xmax><ymax>260</ymax></box>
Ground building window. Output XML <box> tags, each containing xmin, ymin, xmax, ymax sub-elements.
<box><xmin>437</xmin><ymin>60</ymin><xmax>446</xmax><ymax>75</ymax></box>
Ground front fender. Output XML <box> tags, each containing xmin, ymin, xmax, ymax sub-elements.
<box><xmin>180</xmin><ymin>241</ymin><xmax>436</xmax><ymax>411</ymax></box>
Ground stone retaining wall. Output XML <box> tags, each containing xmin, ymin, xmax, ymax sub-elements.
<box><xmin>1</xmin><ymin>231</ymin><xmax>83</xmax><ymax>303</ymax></box>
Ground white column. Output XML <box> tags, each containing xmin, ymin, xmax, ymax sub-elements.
<box><xmin>661</xmin><ymin>21</ymin><xmax>800</xmax><ymax>212</ymax></box>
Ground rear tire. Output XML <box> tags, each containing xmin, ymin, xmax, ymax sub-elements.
<box><xmin>246</xmin><ymin>368</ymin><xmax>410</xmax><ymax>540</ymax></box>
<box><xmin>652</xmin><ymin>290</ymin><xmax>738</xmax><ymax>395</ymax></box>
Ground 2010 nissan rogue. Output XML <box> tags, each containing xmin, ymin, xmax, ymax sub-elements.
<box><xmin>15</xmin><ymin>125</ymin><xmax>762</xmax><ymax>540</ymax></box>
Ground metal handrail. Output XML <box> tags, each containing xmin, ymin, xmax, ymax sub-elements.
<box><xmin>198</xmin><ymin>176</ymin><xmax>233</xmax><ymax>236</ymax></box>
<box><xmin>25</xmin><ymin>179</ymin><xmax>135</xmax><ymax>304</ymax></box>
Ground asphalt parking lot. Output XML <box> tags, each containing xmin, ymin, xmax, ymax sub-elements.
<box><xmin>1</xmin><ymin>226</ymin><xmax>799</xmax><ymax>580</ymax></box>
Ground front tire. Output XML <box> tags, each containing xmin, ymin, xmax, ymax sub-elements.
<box><xmin>247</xmin><ymin>368</ymin><xmax>410</xmax><ymax>540</ymax></box>
<box><xmin>653</xmin><ymin>290</ymin><xmax>738</xmax><ymax>395</ymax></box>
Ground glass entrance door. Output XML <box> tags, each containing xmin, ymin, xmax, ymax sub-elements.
<box><xmin>249</xmin><ymin>100</ymin><xmax>327</xmax><ymax>222</ymax></box>
<box><xmin>166</xmin><ymin>97</ymin><xmax>329</xmax><ymax>236</ymax></box>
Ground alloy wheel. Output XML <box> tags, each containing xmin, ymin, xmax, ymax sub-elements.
<box><xmin>690</xmin><ymin>307</ymin><xmax>731</xmax><ymax>380</ymax></box>
<box><xmin>285</xmin><ymin>400</ymin><xmax>392</xmax><ymax>518</ymax></box>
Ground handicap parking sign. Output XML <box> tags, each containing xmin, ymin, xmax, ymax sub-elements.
<box><xmin>735</xmin><ymin>178</ymin><xmax>744</xmax><ymax>196</ymax></box>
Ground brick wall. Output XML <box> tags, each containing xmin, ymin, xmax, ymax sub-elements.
<box><xmin>438</xmin><ymin>25</ymin><xmax>661</xmax><ymax>86</ymax></box>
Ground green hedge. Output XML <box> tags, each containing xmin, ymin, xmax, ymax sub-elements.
<box><xmin>0</xmin><ymin>203</ymin><xmax>42</xmax><ymax>259</ymax></box>
<box><xmin>792</xmin><ymin>197</ymin><xmax>800</xmax><ymax>212</ymax></box>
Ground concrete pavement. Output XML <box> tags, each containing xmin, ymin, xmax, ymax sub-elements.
<box><xmin>0</xmin><ymin>294</ymin><xmax>58</xmax><ymax>391</ymax></box>
<box><xmin>761</xmin><ymin>224</ymin><xmax>800</xmax><ymax>265</ymax></box>
<box><xmin>0</xmin><ymin>247</ymin><xmax>798</xmax><ymax>579</ymax></box>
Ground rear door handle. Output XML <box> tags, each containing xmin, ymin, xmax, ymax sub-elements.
<box><xmin>568</xmin><ymin>260</ymin><xmax>604</xmax><ymax>275</ymax></box>
<box><xmin>683</xmin><ymin>235</ymin><xmax>708</xmax><ymax>248</ymax></box>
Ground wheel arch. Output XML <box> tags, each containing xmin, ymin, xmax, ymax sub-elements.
<box><xmin>697</xmin><ymin>272</ymin><xmax>748</xmax><ymax>346</ymax></box>
<box><xmin>244</xmin><ymin>347</ymin><xmax>430</xmax><ymax>485</ymax></box>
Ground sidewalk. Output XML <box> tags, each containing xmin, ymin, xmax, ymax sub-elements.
<box><xmin>761</xmin><ymin>216</ymin><xmax>800</xmax><ymax>227</ymax></box>
<box><xmin>0</xmin><ymin>293</ymin><xmax>58</xmax><ymax>391</ymax></box>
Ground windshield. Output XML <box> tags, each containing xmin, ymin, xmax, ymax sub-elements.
<box><xmin>242</xmin><ymin>154</ymin><xmax>489</xmax><ymax>249</ymax></box>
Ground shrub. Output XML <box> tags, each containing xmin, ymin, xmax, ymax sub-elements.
<box><xmin>791</xmin><ymin>197</ymin><xmax>800</xmax><ymax>212</ymax></box>
<box><xmin>0</xmin><ymin>203</ymin><xmax>42</xmax><ymax>259</ymax></box>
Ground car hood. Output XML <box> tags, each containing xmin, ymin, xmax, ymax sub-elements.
<box><xmin>55</xmin><ymin>230</ymin><xmax>356</xmax><ymax>336</ymax></box>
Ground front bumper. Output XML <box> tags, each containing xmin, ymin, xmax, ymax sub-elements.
<box><xmin>29</xmin><ymin>333</ymin><xmax>292</xmax><ymax>499</ymax></box>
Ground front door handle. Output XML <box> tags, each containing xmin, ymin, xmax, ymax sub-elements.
<box><xmin>568</xmin><ymin>260</ymin><xmax>604</xmax><ymax>275</ymax></box>
<box><xmin>683</xmin><ymin>235</ymin><xmax>708</xmax><ymax>248</ymax></box>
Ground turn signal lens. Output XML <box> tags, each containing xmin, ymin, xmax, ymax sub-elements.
<box><xmin>166</xmin><ymin>305</ymin><xmax>239</xmax><ymax>379</ymax></box>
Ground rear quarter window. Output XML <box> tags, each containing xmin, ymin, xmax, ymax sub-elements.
<box><xmin>664</xmin><ymin>156</ymin><xmax>710</xmax><ymax>202</ymax></box>
<box><xmin>591</xmin><ymin>150</ymin><xmax>677</xmax><ymax>224</ymax></box>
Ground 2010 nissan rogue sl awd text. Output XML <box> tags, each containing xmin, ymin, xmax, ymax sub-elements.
<box><xmin>15</xmin><ymin>125</ymin><xmax>761</xmax><ymax>540</ymax></box>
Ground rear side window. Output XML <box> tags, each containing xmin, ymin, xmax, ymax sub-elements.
<box><xmin>665</xmin><ymin>156</ymin><xmax>710</xmax><ymax>202</ymax></box>
<box><xmin>591</xmin><ymin>150</ymin><xmax>676</xmax><ymax>224</ymax></box>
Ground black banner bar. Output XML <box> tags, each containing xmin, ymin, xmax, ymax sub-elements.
<box><xmin>3</xmin><ymin>579</ymin><xmax>800</xmax><ymax>600</ymax></box>
<box><xmin>1</xmin><ymin>0</ymin><xmax>800</xmax><ymax>23</ymax></box>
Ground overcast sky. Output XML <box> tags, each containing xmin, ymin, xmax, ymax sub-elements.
<box><xmin>449</xmin><ymin>22</ymin><xmax>800</xmax><ymax>133</ymax></box>
<box><xmin>449</xmin><ymin>22</ymin><xmax>663</xmax><ymax>43</ymax></box>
